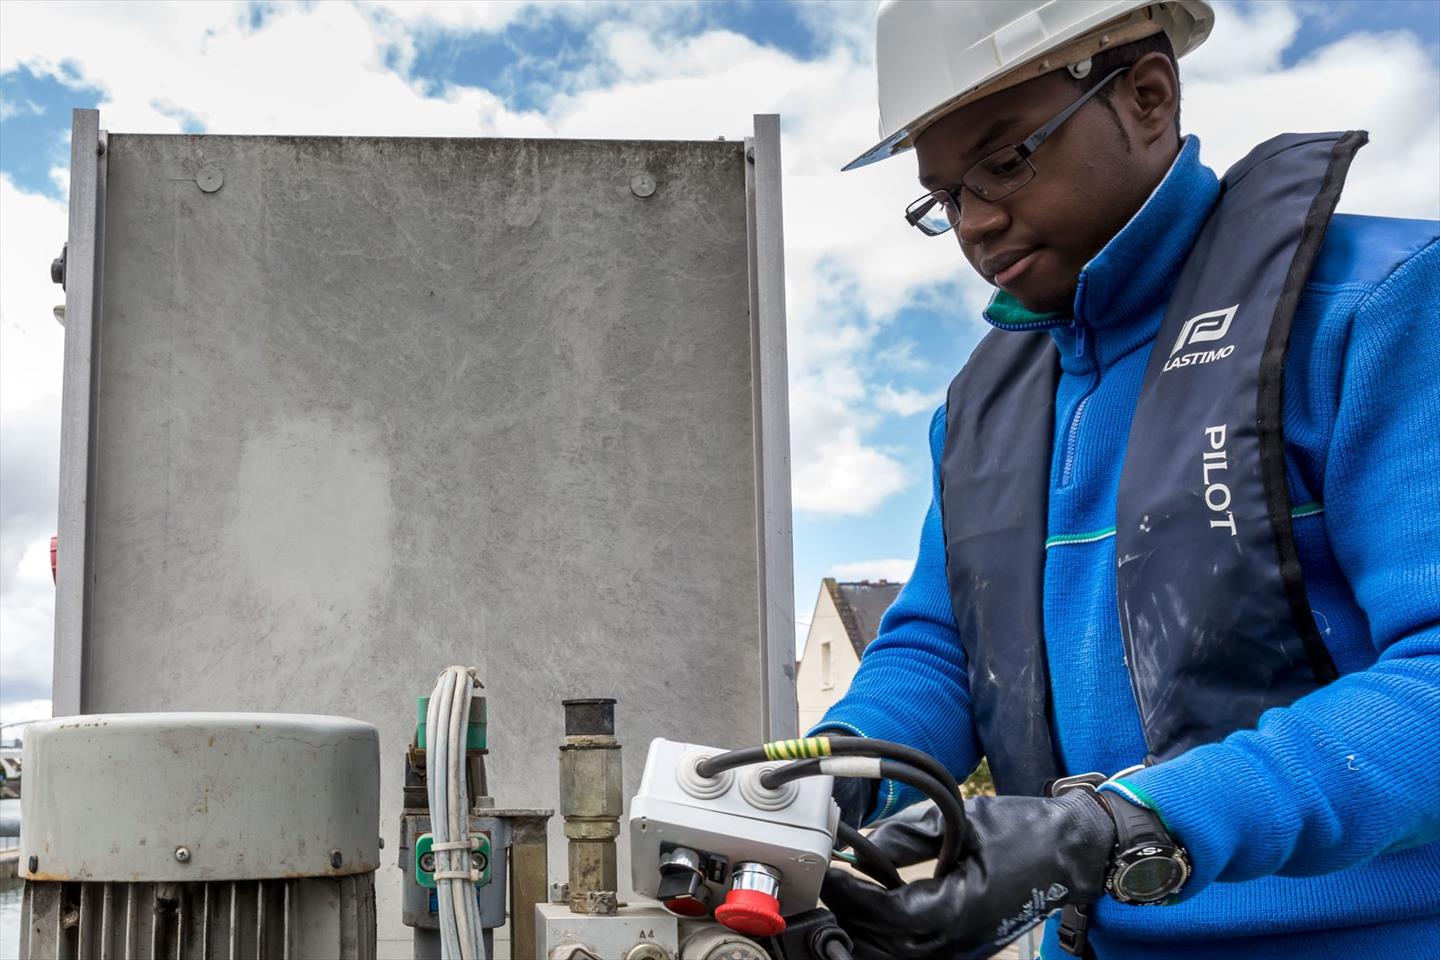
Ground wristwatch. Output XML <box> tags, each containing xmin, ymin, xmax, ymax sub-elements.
<box><xmin>1095</xmin><ymin>788</ymin><xmax>1191</xmax><ymax>905</ymax></box>
<box><xmin>1047</xmin><ymin>765</ymin><xmax>1191</xmax><ymax>906</ymax></box>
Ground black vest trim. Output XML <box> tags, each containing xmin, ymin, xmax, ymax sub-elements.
<box><xmin>1258</xmin><ymin>132</ymin><xmax>1365</xmax><ymax>685</ymax></box>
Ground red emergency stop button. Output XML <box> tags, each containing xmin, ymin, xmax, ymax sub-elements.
<box><xmin>715</xmin><ymin>862</ymin><xmax>785</xmax><ymax>937</ymax></box>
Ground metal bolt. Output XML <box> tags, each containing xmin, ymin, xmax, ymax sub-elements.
<box><xmin>584</xmin><ymin>890</ymin><xmax>618</xmax><ymax>916</ymax></box>
<box><xmin>330</xmin><ymin>849</ymin><xmax>344</xmax><ymax>869</ymax></box>
<box><xmin>196</xmin><ymin>164</ymin><xmax>225</xmax><ymax>194</ymax></box>
<box><xmin>174</xmin><ymin>846</ymin><xmax>191</xmax><ymax>863</ymax></box>
<box><xmin>419</xmin><ymin>851</ymin><xmax>436</xmax><ymax>874</ymax></box>
<box><xmin>27</xmin><ymin>855</ymin><xmax>38</xmax><ymax>873</ymax></box>
<box><xmin>629</xmin><ymin>173</ymin><xmax>656</xmax><ymax>199</ymax></box>
<box><xmin>472</xmin><ymin>850</ymin><xmax>488</xmax><ymax>874</ymax></box>
<box><xmin>50</xmin><ymin>243</ymin><xmax>67</xmax><ymax>288</ymax></box>
<box><xmin>624</xmin><ymin>945</ymin><xmax>671</xmax><ymax>960</ymax></box>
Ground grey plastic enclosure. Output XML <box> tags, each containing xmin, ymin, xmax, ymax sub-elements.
<box><xmin>50</xmin><ymin>110</ymin><xmax>796</xmax><ymax>957</ymax></box>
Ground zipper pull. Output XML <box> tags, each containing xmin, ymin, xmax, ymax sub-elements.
<box><xmin>1073</xmin><ymin>319</ymin><xmax>1086</xmax><ymax>358</ymax></box>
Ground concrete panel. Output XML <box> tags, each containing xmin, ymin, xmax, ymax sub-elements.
<box><xmin>82</xmin><ymin>133</ymin><xmax>776</xmax><ymax>953</ymax></box>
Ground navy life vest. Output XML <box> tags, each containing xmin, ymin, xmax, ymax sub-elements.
<box><xmin>939</xmin><ymin>132</ymin><xmax>1364</xmax><ymax>797</ymax></box>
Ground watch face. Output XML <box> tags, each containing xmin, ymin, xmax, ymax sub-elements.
<box><xmin>1117</xmin><ymin>854</ymin><xmax>1183</xmax><ymax>901</ymax></box>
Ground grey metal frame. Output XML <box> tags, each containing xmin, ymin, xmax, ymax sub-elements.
<box><xmin>51</xmin><ymin>112</ymin><xmax>799</xmax><ymax>736</ymax></box>
<box><xmin>52</xmin><ymin>108</ymin><xmax>107</xmax><ymax>717</ymax></box>
<box><xmin>745</xmin><ymin>114</ymin><xmax>799</xmax><ymax>741</ymax></box>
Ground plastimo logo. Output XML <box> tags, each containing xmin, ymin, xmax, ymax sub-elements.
<box><xmin>1164</xmin><ymin>304</ymin><xmax>1237</xmax><ymax>372</ymax></box>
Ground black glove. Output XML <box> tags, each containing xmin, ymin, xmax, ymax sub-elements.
<box><xmin>821</xmin><ymin>792</ymin><xmax>1116</xmax><ymax>960</ymax></box>
<box><xmin>832</xmin><ymin>774</ymin><xmax>879</xmax><ymax>830</ymax></box>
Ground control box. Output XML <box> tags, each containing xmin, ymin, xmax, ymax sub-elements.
<box><xmin>629</xmin><ymin>739</ymin><xmax>837</xmax><ymax>936</ymax></box>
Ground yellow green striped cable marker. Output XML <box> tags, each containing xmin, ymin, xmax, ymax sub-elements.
<box><xmin>762</xmin><ymin>737</ymin><xmax>832</xmax><ymax>761</ymax></box>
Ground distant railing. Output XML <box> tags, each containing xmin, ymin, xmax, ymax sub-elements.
<box><xmin>0</xmin><ymin>809</ymin><xmax>18</xmax><ymax>852</ymax></box>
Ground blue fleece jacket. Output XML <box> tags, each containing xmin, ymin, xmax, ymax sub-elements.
<box><xmin>815</xmin><ymin>137</ymin><xmax>1440</xmax><ymax>958</ymax></box>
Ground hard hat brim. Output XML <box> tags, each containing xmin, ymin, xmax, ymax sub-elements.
<box><xmin>842</xmin><ymin>2</ymin><xmax>1210</xmax><ymax>172</ymax></box>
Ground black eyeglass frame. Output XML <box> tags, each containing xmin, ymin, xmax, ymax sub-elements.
<box><xmin>904</xmin><ymin>66</ymin><xmax>1130</xmax><ymax>237</ymax></box>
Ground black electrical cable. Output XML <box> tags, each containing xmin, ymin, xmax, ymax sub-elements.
<box><xmin>695</xmin><ymin>736</ymin><xmax>961</xmax><ymax>799</ymax></box>
<box><xmin>822</xmin><ymin>939</ymin><xmax>854</xmax><ymax>960</ymax></box>
<box><xmin>762</xmin><ymin>758</ymin><xmax>966</xmax><ymax>877</ymax></box>
<box><xmin>834</xmin><ymin>821</ymin><xmax>904</xmax><ymax>890</ymax></box>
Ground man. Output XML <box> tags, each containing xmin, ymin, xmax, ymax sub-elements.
<box><xmin>812</xmin><ymin>2</ymin><xmax>1440</xmax><ymax>958</ymax></box>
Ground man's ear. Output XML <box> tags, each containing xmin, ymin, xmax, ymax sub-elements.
<box><xmin>1124</xmin><ymin>52</ymin><xmax>1180</xmax><ymax>148</ymax></box>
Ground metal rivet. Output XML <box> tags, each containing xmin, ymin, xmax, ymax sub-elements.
<box><xmin>27</xmin><ymin>855</ymin><xmax>38</xmax><ymax>873</ymax></box>
<box><xmin>330</xmin><ymin>849</ymin><xmax>343</xmax><ymax>869</ymax></box>
<box><xmin>197</xmin><ymin>164</ymin><xmax>225</xmax><ymax>194</ymax></box>
<box><xmin>174</xmin><ymin>846</ymin><xmax>191</xmax><ymax>863</ymax></box>
<box><xmin>629</xmin><ymin>172</ymin><xmax>656</xmax><ymax>199</ymax></box>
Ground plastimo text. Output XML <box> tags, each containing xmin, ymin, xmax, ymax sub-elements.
<box><xmin>1164</xmin><ymin>343</ymin><xmax>1235</xmax><ymax>372</ymax></box>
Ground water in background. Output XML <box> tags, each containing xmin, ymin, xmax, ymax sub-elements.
<box><xmin>0</xmin><ymin>797</ymin><xmax>19</xmax><ymax>959</ymax></box>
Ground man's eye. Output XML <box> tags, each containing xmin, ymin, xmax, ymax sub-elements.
<box><xmin>985</xmin><ymin>155</ymin><xmax>1025</xmax><ymax>177</ymax></box>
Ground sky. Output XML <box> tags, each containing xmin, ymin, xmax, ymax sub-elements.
<box><xmin>1</xmin><ymin>0</ymin><xmax>1438</xmax><ymax>732</ymax></box>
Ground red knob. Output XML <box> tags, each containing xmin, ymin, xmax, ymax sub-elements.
<box><xmin>662</xmin><ymin>894</ymin><xmax>710</xmax><ymax>917</ymax></box>
<box><xmin>714</xmin><ymin>887</ymin><xmax>786</xmax><ymax>937</ymax></box>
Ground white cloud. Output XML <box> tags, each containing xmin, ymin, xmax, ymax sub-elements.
<box><xmin>829</xmin><ymin>557</ymin><xmax>913</xmax><ymax>583</ymax></box>
<box><xmin>0</xmin><ymin>177</ymin><xmax>67</xmax><ymax>713</ymax></box>
<box><xmin>0</xmin><ymin>96</ymin><xmax>45</xmax><ymax>121</ymax></box>
<box><xmin>874</xmin><ymin>385</ymin><xmax>943</xmax><ymax>418</ymax></box>
<box><xmin>0</xmin><ymin>537</ymin><xmax>57</xmax><ymax>709</ymax></box>
<box><xmin>0</xmin><ymin>699</ymin><xmax>52</xmax><ymax>741</ymax></box>
<box><xmin>360</xmin><ymin>0</ymin><xmax>541</xmax><ymax>32</ymax></box>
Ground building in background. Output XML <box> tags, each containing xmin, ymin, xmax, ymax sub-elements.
<box><xmin>797</xmin><ymin>578</ymin><xmax>903</xmax><ymax>733</ymax></box>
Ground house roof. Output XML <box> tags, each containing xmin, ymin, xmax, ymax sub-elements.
<box><xmin>823</xmin><ymin>577</ymin><xmax>904</xmax><ymax>659</ymax></box>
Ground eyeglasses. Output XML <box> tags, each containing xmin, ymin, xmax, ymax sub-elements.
<box><xmin>904</xmin><ymin>66</ymin><xmax>1129</xmax><ymax>237</ymax></box>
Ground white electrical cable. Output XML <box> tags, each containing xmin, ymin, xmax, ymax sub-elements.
<box><xmin>449</xmin><ymin>668</ymin><xmax>474</xmax><ymax>959</ymax></box>
<box><xmin>429</xmin><ymin>666</ymin><xmax>487</xmax><ymax>960</ymax></box>
<box><xmin>429</xmin><ymin>668</ymin><xmax>460</xmax><ymax>960</ymax></box>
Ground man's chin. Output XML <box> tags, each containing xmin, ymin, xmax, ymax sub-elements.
<box><xmin>1001</xmin><ymin>280</ymin><xmax>1074</xmax><ymax>317</ymax></box>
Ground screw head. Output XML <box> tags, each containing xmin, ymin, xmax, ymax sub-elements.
<box><xmin>196</xmin><ymin>164</ymin><xmax>225</xmax><ymax>193</ymax></box>
<box><xmin>630</xmin><ymin>172</ymin><xmax>657</xmax><ymax>198</ymax></box>
<box><xmin>419</xmin><ymin>851</ymin><xmax>436</xmax><ymax>873</ymax></box>
<box><xmin>471</xmin><ymin>850</ymin><xmax>488</xmax><ymax>874</ymax></box>
<box><xmin>27</xmin><ymin>855</ymin><xmax>38</xmax><ymax>873</ymax></box>
<box><xmin>174</xmin><ymin>846</ymin><xmax>191</xmax><ymax>863</ymax></box>
<box><xmin>330</xmin><ymin>849</ymin><xmax>344</xmax><ymax>869</ymax></box>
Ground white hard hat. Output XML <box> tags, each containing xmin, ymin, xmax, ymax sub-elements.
<box><xmin>844</xmin><ymin>0</ymin><xmax>1214</xmax><ymax>171</ymax></box>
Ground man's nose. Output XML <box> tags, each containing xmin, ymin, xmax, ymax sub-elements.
<box><xmin>956</xmin><ymin>192</ymin><xmax>1008</xmax><ymax>247</ymax></box>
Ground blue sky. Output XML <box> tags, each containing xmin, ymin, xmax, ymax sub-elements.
<box><xmin>2</xmin><ymin>1</ymin><xmax>1438</xmax><ymax>723</ymax></box>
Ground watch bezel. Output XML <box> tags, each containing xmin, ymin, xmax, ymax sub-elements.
<box><xmin>1107</xmin><ymin>843</ymin><xmax>1191</xmax><ymax>905</ymax></box>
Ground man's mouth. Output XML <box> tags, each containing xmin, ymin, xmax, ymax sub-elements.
<box><xmin>982</xmin><ymin>248</ymin><xmax>1042</xmax><ymax>287</ymax></box>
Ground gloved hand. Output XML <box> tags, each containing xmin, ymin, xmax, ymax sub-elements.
<box><xmin>821</xmin><ymin>792</ymin><xmax>1116</xmax><ymax>960</ymax></box>
<box><xmin>832</xmin><ymin>774</ymin><xmax>879</xmax><ymax>829</ymax></box>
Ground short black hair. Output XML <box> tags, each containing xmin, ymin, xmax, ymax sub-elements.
<box><xmin>1067</xmin><ymin>32</ymin><xmax>1181</xmax><ymax>146</ymax></box>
